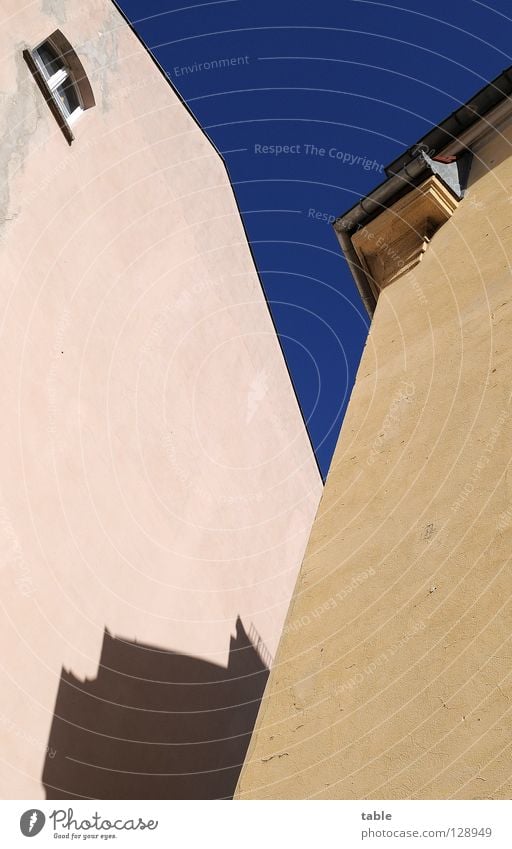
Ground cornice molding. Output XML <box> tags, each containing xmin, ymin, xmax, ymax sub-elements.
<box><xmin>350</xmin><ymin>175</ymin><xmax>459</xmax><ymax>295</ymax></box>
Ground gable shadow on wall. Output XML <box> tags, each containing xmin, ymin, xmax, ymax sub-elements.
<box><xmin>42</xmin><ymin>617</ymin><xmax>269</xmax><ymax>799</ymax></box>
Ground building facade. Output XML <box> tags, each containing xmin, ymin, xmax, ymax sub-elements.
<box><xmin>0</xmin><ymin>0</ymin><xmax>322</xmax><ymax>798</ymax></box>
<box><xmin>236</xmin><ymin>69</ymin><xmax>512</xmax><ymax>799</ymax></box>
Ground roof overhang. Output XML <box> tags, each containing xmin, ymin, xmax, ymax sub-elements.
<box><xmin>334</xmin><ymin>66</ymin><xmax>512</xmax><ymax>317</ymax></box>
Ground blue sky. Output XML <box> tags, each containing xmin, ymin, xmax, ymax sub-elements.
<box><xmin>116</xmin><ymin>0</ymin><xmax>512</xmax><ymax>477</ymax></box>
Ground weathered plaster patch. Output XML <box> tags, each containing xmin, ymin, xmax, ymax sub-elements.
<box><xmin>0</xmin><ymin>49</ymin><xmax>46</xmax><ymax>243</ymax></box>
<box><xmin>78</xmin><ymin>6</ymin><xmax>121</xmax><ymax>112</ymax></box>
<box><xmin>41</xmin><ymin>0</ymin><xmax>68</xmax><ymax>25</ymax></box>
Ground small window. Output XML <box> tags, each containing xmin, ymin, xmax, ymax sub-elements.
<box><xmin>33</xmin><ymin>38</ymin><xmax>83</xmax><ymax>126</ymax></box>
<box><xmin>23</xmin><ymin>30</ymin><xmax>95</xmax><ymax>143</ymax></box>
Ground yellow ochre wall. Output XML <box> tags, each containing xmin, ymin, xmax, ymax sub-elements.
<box><xmin>236</xmin><ymin>118</ymin><xmax>512</xmax><ymax>799</ymax></box>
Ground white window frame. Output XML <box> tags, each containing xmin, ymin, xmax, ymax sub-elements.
<box><xmin>33</xmin><ymin>39</ymin><xmax>84</xmax><ymax>127</ymax></box>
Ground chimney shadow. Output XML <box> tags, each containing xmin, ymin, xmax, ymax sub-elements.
<box><xmin>42</xmin><ymin>617</ymin><xmax>268</xmax><ymax>799</ymax></box>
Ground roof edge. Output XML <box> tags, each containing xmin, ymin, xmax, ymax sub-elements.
<box><xmin>333</xmin><ymin>68</ymin><xmax>512</xmax><ymax>317</ymax></box>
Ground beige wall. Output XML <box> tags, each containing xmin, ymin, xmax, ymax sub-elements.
<box><xmin>236</xmin><ymin>118</ymin><xmax>512</xmax><ymax>799</ymax></box>
<box><xmin>0</xmin><ymin>0</ymin><xmax>321</xmax><ymax>797</ymax></box>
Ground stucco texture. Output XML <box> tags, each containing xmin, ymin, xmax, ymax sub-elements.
<box><xmin>236</xmin><ymin>120</ymin><xmax>512</xmax><ymax>799</ymax></box>
<box><xmin>0</xmin><ymin>0</ymin><xmax>321</xmax><ymax>797</ymax></box>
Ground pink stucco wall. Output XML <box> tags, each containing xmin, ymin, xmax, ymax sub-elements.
<box><xmin>0</xmin><ymin>0</ymin><xmax>321</xmax><ymax>797</ymax></box>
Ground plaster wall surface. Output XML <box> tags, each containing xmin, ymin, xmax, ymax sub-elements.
<box><xmin>236</xmin><ymin>120</ymin><xmax>512</xmax><ymax>799</ymax></box>
<box><xmin>0</xmin><ymin>0</ymin><xmax>321</xmax><ymax>797</ymax></box>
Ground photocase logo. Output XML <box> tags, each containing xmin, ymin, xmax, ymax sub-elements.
<box><xmin>20</xmin><ymin>809</ymin><xmax>46</xmax><ymax>837</ymax></box>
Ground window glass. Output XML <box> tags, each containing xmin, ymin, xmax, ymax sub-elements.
<box><xmin>54</xmin><ymin>77</ymin><xmax>80</xmax><ymax>117</ymax></box>
<box><xmin>35</xmin><ymin>42</ymin><xmax>63</xmax><ymax>78</ymax></box>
